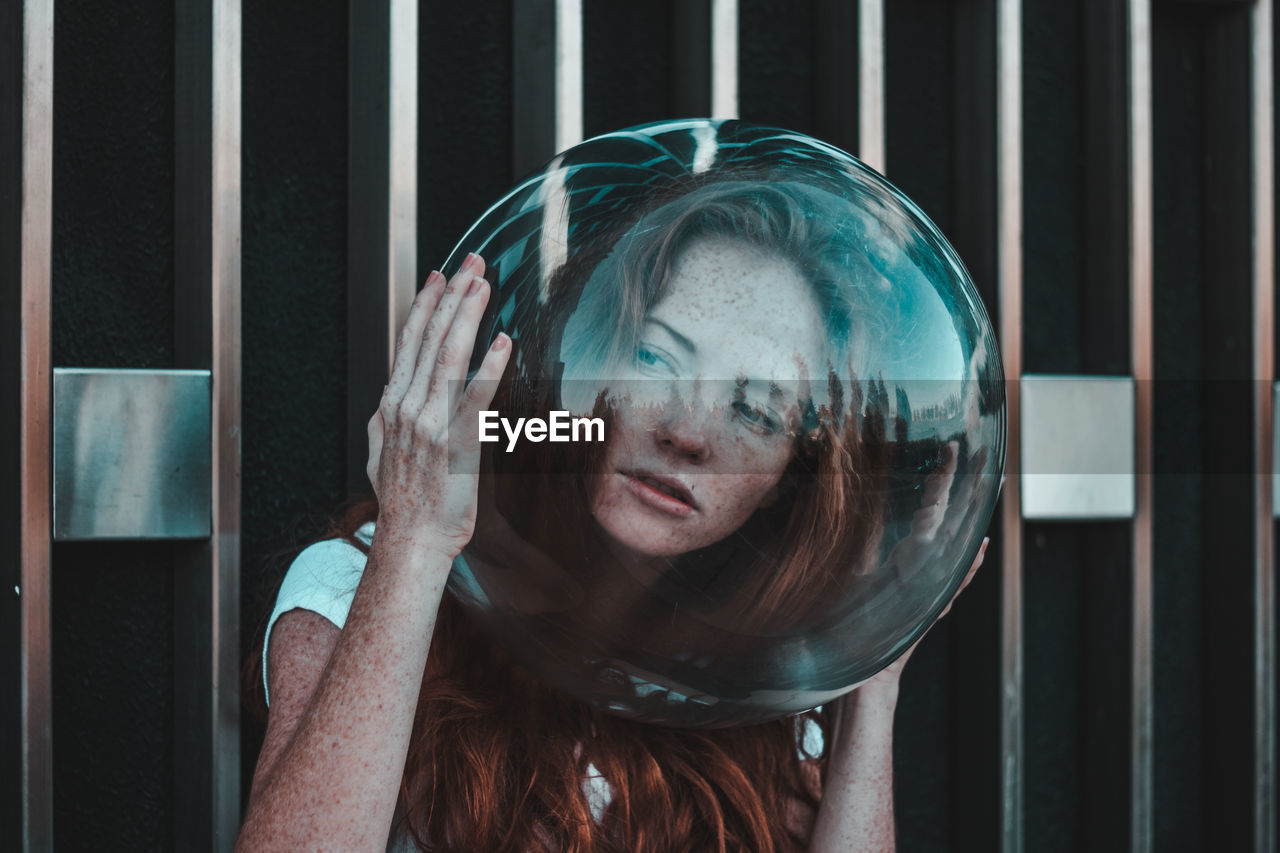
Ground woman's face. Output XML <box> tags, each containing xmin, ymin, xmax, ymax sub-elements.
<box><xmin>589</xmin><ymin>237</ymin><xmax>829</xmax><ymax>558</ymax></box>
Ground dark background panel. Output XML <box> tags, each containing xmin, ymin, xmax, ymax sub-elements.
<box><xmin>239</xmin><ymin>0</ymin><xmax>352</xmax><ymax>805</ymax></box>
<box><xmin>583</xmin><ymin>2</ymin><xmax>671</xmax><ymax>137</ymax></box>
<box><xmin>49</xmin><ymin>0</ymin><xmax>177</xmax><ymax>848</ymax></box>
<box><xmin>1020</xmin><ymin>1</ymin><xmax>1087</xmax><ymax>847</ymax></box>
<box><xmin>885</xmin><ymin>0</ymin><xmax>954</xmax><ymax>237</ymax></box>
<box><xmin>738</xmin><ymin>0</ymin><xmax>815</xmax><ymax>133</ymax></box>
<box><xmin>1021</xmin><ymin>0</ymin><xmax>1084</xmax><ymax>376</ymax></box>
<box><xmin>51</xmin><ymin>0</ymin><xmax>174</xmax><ymax>369</ymax></box>
<box><xmin>51</xmin><ymin>543</ymin><xmax>175</xmax><ymax>850</ymax></box>
<box><xmin>418</xmin><ymin>0</ymin><xmax>516</xmax><ymax>278</ymax></box>
<box><xmin>885</xmin><ymin>4</ymin><xmax>959</xmax><ymax>851</ymax></box>
<box><xmin>1151</xmin><ymin>6</ymin><xmax>1208</xmax><ymax>850</ymax></box>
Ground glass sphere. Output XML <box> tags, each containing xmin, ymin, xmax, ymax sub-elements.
<box><xmin>440</xmin><ymin>119</ymin><xmax>1005</xmax><ymax>727</ymax></box>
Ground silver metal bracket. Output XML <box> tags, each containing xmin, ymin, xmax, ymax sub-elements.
<box><xmin>1020</xmin><ymin>374</ymin><xmax>1136</xmax><ymax>520</ymax></box>
<box><xmin>53</xmin><ymin>368</ymin><xmax>211</xmax><ymax>540</ymax></box>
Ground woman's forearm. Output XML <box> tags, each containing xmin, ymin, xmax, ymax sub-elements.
<box><xmin>807</xmin><ymin>683</ymin><xmax>899</xmax><ymax>853</ymax></box>
<box><xmin>236</xmin><ymin>539</ymin><xmax>452</xmax><ymax>853</ymax></box>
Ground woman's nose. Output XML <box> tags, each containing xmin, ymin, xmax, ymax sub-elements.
<box><xmin>652</xmin><ymin>405</ymin><xmax>714</xmax><ymax>464</ymax></box>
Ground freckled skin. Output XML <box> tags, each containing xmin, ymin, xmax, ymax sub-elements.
<box><xmin>590</xmin><ymin>238</ymin><xmax>829</xmax><ymax>558</ymax></box>
<box><xmin>236</xmin><ymin>256</ymin><xmax>513</xmax><ymax>853</ymax></box>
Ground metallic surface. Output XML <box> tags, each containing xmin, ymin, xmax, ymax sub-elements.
<box><xmin>6</xmin><ymin>2</ymin><xmax>55</xmax><ymax>849</ymax></box>
<box><xmin>711</xmin><ymin>0</ymin><xmax>738</xmax><ymax>119</ymax></box>
<box><xmin>173</xmin><ymin>0</ymin><xmax>241</xmax><ymax>848</ymax></box>
<box><xmin>347</xmin><ymin>0</ymin><xmax>418</xmax><ymax>492</ymax></box>
<box><xmin>52</xmin><ymin>369</ymin><xmax>212</xmax><ymax>541</ymax></box>
<box><xmin>997</xmin><ymin>0</ymin><xmax>1024</xmax><ymax>848</ymax></box>
<box><xmin>857</xmin><ymin>0</ymin><xmax>885</xmax><ymax>173</ymax></box>
<box><xmin>1019</xmin><ymin>376</ymin><xmax>1135</xmax><ymax>520</ymax></box>
<box><xmin>556</xmin><ymin>0</ymin><xmax>583</xmax><ymax>151</ymax></box>
<box><xmin>1252</xmin><ymin>2</ymin><xmax>1276</xmax><ymax>850</ymax></box>
<box><xmin>1129</xmin><ymin>0</ymin><xmax>1154</xmax><ymax>849</ymax></box>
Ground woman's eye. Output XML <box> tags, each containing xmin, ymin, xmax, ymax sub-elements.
<box><xmin>635</xmin><ymin>345</ymin><xmax>675</xmax><ymax>375</ymax></box>
<box><xmin>732</xmin><ymin>400</ymin><xmax>783</xmax><ymax>435</ymax></box>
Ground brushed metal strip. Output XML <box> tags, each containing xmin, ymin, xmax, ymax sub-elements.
<box><xmin>173</xmin><ymin>0</ymin><xmax>241</xmax><ymax>848</ymax></box>
<box><xmin>10</xmin><ymin>2</ymin><xmax>55</xmax><ymax>850</ymax></box>
<box><xmin>1129</xmin><ymin>2</ymin><xmax>1154</xmax><ymax>852</ymax></box>
<box><xmin>998</xmin><ymin>0</ymin><xmax>1024</xmax><ymax>850</ymax></box>
<box><xmin>711</xmin><ymin>0</ymin><xmax>738</xmax><ymax>119</ymax></box>
<box><xmin>857</xmin><ymin>0</ymin><xmax>885</xmax><ymax>172</ymax></box>
<box><xmin>555</xmin><ymin>0</ymin><xmax>583</xmax><ymax>151</ymax></box>
<box><xmin>389</xmin><ymin>0</ymin><xmax>418</xmax><ymax>376</ymax></box>
<box><xmin>1252</xmin><ymin>2</ymin><xmax>1276</xmax><ymax>850</ymax></box>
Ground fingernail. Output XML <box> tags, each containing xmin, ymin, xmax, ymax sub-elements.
<box><xmin>467</xmin><ymin>275</ymin><xmax>486</xmax><ymax>296</ymax></box>
<box><xmin>426</xmin><ymin>270</ymin><xmax>444</xmax><ymax>287</ymax></box>
<box><xmin>464</xmin><ymin>252</ymin><xmax>481</xmax><ymax>270</ymax></box>
<box><xmin>492</xmin><ymin>333</ymin><xmax>509</xmax><ymax>350</ymax></box>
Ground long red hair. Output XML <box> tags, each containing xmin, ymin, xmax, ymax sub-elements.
<box><xmin>243</xmin><ymin>496</ymin><xmax>833</xmax><ymax>853</ymax></box>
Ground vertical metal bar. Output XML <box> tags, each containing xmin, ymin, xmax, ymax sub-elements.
<box><xmin>710</xmin><ymin>0</ymin><xmax>738</xmax><ymax>119</ymax></box>
<box><xmin>347</xmin><ymin>0</ymin><xmax>418</xmax><ymax>492</ymax></box>
<box><xmin>1129</xmin><ymin>2</ymin><xmax>1154</xmax><ymax>852</ymax></box>
<box><xmin>2</xmin><ymin>1</ymin><xmax>53</xmax><ymax>849</ymax></box>
<box><xmin>1252</xmin><ymin>2</ymin><xmax>1276</xmax><ymax>850</ymax></box>
<box><xmin>857</xmin><ymin>0</ymin><xmax>884</xmax><ymax>172</ymax></box>
<box><xmin>998</xmin><ymin>0</ymin><xmax>1024</xmax><ymax>850</ymax></box>
<box><xmin>173</xmin><ymin>0</ymin><xmax>241</xmax><ymax>849</ymax></box>
<box><xmin>556</xmin><ymin>0</ymin><xmax>583</xmax><ymax>151</ymax></box>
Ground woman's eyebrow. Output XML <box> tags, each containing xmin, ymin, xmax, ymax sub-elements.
<box><xmin>648</xmin><ymin>318</ymin><xmax>696</xmax><ymax>354</ymax></box>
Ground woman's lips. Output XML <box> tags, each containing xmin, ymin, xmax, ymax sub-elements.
<box><xmin>621</xmin><ymin>471</ymin><xmax>696</xmax><ymax>517</ymax></box>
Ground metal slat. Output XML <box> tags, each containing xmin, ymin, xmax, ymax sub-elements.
<box><xmin>1129</xmin><ymin>1</ymin><xmax>1155</xmax><ymax>851</ymax></box>
<box><xmin>710</xmin><ymin>0</ymin><xmax>738</xmax><ymax>119</ymax></box>
<box><xmin>857</xmin><ymin>0</ymin><xmax>884</xmax><ymax>173</ymax></box>
<box><xmin>1251</xmin><ymin>2</ymin><xmax>1276</xmax><ymax>850</ymax></box>
<box><xmin>173</xmin><ymin>0</ymin><xmax>241</xmax><ymax>848</ymax></box>
<box><xmin>997</xmin><ymin>0</ymin><xmax>1024</xmax><ymax>850</ymax></box>
<box><xmin>2</xmin><ymin>2</ymin><xmax>54</xmax><ymax>849</ymax></box>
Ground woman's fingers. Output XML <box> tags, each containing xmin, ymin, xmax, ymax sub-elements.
<box><xmin>422</xmin><ymin>275</ymin><xmax>492</xmax><ymax>424</ymax></box>
<box><xmin>455</xmin><ymin>333</ymin><xmax>512</xmax><ymax>427</ymax></box>
<box><xmin>366</xmin><ymin>406</ymin><xmax>385</xmax><ymax>491</ymax></box>
<box><xmin>385</xmin><ymin>271</ymin><xmax>445</xmax><ymax>406</ymax></box>
<box><xmin>936</xmin><ymin>537</ymin><xmax>989</xmax><ymax>620</ymax></box>
<box><xmin>400</xmin><ymin>254</ymin><xmax>485</xmax><ymax>417</ymax></box>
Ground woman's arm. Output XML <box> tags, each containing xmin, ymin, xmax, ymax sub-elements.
<box><xmin>807</xmin><ymin>537</ymin><xmax>989</xmax><ymax>853</ymax></box>
<box><xmin>807</xmin><ymin>684</ymin><xmax>899</xmax><ymax>852</ymax></box>
<box><xmin>235</xmin><ymin>255</ymin><xmax>511</xmax><ymax>852</ymax></box>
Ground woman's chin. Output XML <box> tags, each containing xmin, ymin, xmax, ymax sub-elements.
<box><xmin>594</xmin><ymin>514</ymin><xmax>695</xmax><ymax>561</ymax></box>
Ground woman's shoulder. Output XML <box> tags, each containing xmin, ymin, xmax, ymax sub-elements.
<box><xmin>273</xmin><ymin>524</ymin><xmax>375</xmax><ymax>621</ymax></box>
<box><xmin>262</xmin><ymin>522</ymin><xmax>377</xmax><ymax>705</ymax></box>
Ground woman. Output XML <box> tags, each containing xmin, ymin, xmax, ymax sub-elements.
<box><xmin>236</xmin><ymin>181</ymin><xmax>988</xmax><ymax>852</ymax></box>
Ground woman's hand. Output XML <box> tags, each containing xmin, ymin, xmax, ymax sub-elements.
<box><xmin>366</xmin><ymin>253</ymin><xmax>511</xmax><ymax>558</ymax></box>
<box><xmin>860</xmin><ymin>535</ymin><xmax>989</xmax><ymax>697</ymax></box>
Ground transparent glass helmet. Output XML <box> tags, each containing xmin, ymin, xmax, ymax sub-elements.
<box><xmin>440</xmin><ymin>119</ymin><xmax>1005</xmax><ymax>727</ymax></box>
